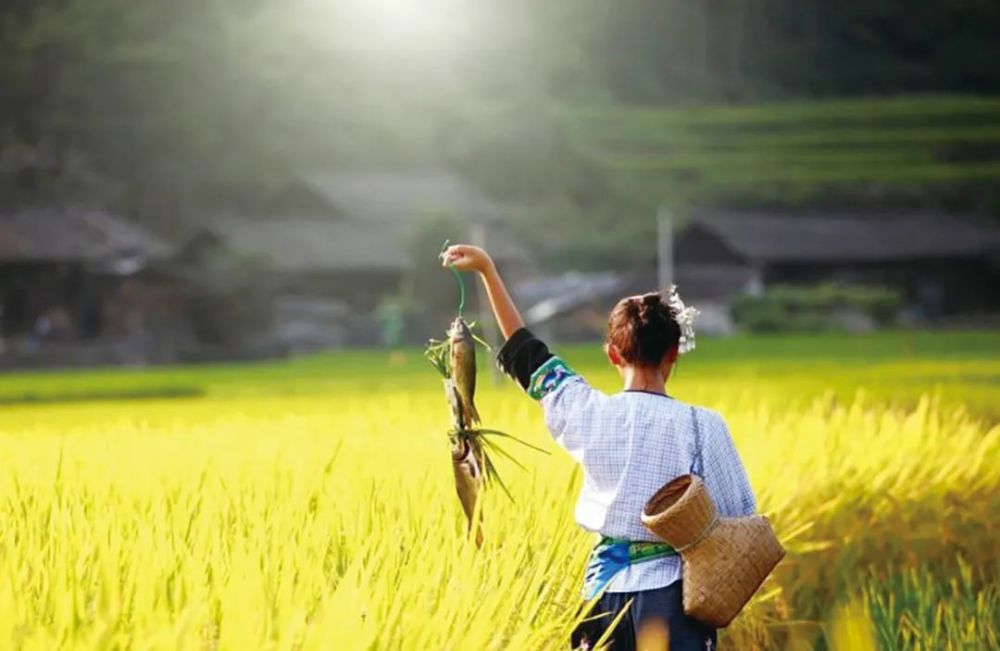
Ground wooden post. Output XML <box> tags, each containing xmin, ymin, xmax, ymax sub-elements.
<box><xmin>657</xmin><ymin>206</ymin><xmax>674</xmax><ymax>292</ymax></box>
<box><xmin>470</xmin><ymin>222</ymin><xmax>502</xmax><ymax>384</ymax></box>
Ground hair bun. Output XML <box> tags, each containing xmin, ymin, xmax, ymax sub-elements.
<box><xmin>638</xmin><ymin>292</ymin><xmax>666</xmax><ymax>323</ymax></box>
<box><xmin>624</xmin><ymin>298</ymin><xmax>642</xmax><ymax>319</ymax></box>
<box><xmin>607</xmin><ymin>291</ymin><xmax>683</xmax><ymax>366</ymax></box>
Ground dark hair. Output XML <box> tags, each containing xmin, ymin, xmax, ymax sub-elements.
<box><xmin>606</xmin><ymin>292</ymin><xmax>681</xmax><ymax>366</ymax></box>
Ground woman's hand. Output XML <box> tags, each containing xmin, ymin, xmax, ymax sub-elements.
<box><xmin>441</xmin><ymin>244</ymin><xmax>524</xmax><ymax>339</ymax></box>
<box><xmin>441</xmin><ymin>244</ymin><xmax>494</xmax><ymax>275</ymax></box>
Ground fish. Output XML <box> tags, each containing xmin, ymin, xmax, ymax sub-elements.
<box><xmin>451</xmin><ymin>437</ymin><xmax>484</xmax><ymax>547</ymax></box>
<box><xmin>448</xmin><ymin>317</ymin><xmax>480</xmax><ymax>430</ymax></box>
<box><xmin>443</xmin><ymin>378</ymin><xmax>464</xmax><ymax>429</ymax></box>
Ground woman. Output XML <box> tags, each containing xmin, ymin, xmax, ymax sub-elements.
<box><xmin>442</xmin><ymin>245</ymin><xmax>758</xmax><ymax>651</ymax></box>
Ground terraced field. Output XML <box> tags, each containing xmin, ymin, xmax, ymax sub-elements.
<box><xmin>561</xmin><ymin>96</ymin><xmax>1000</xmax><ymax>212</ymax></box>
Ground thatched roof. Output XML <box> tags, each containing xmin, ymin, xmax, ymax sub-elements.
<box><xmin>0</xmin><ymin>208</ymin><xmax>172</xmax><ymax>271</ymax></box>
<box><xmin>686</xmin><ymin>212</ymin><xmax>1000</xmax><ymax>264</ymax></box>
<box><xmin>203</xmin><ymin>170</ymin><xmax>521</xmax><ymax>273</ymax></box>
<box><xmin>299</xmin><ymin>171</ymin><xmax>505</xmax><ymax>223</ymax></box>
<box><xmin>207</xmin><ymin>218</ymin><xmax>401</xmax><ymax>273</ymax></box>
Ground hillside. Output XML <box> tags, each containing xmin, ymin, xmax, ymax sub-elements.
<box><xmin>560</xmin><ymin>96</ymin><xmax>1000</xmax><ymax>216</ymax></box>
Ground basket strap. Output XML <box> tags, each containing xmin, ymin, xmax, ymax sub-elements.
<box><xmin>689</xmin><ymin>406</ymin><xmax>704</xmax><ymax>477</ymax></box>
<box><xmin>673</xmin><ymin>512</ymin><xmax>719</xmax><ymax>552</ymax></box>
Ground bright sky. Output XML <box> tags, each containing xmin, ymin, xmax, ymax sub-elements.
<box><xmin>309</xmin><ymin>0</ymin><xmax>484</xmax><ymax>55</ymax></box>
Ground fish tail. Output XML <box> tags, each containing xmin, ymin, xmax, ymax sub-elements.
<box><xmin>450</xmin><ymin>439</ymin><xmax>485</xmax><ymax>548</ymax></box>
<box><xmin>452</xmin><ymin>449</ymin><xmax>480</xmax><ymax>520</ymax></box>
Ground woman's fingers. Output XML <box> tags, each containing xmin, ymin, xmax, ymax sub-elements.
<box><xmin>441</xmin><ymin>245</ymin><xmax>476</xmax><ymax>269</ymax></box>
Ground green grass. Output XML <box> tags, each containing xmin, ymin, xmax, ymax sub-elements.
<box><xmin>585</xmin><ymin>125</ymin><xmax>1000</xmax><ymax>151</ymax></box>
<box><xmin>1</xmin><ymin>330</ymin><xmax>997</xmax><ymax>417</ymax></box>
<box><xmin>564</xmin><ymin>96</ymin><xmax>1000</xmax><ymax>127</ymax></box>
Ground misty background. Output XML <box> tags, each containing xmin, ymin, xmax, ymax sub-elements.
<box><xmin>1</xmin><ymin>0</ymin><xmax>999</xmax><ymax>367</ymax></box>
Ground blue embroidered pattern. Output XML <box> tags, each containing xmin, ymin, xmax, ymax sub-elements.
<box><xmin>582</xmin><ymin>537</ymin><xmax>677</xmax><ymax>600</ymax></box>
<box><xmin>527</xmin><ymin>357</ymin><xmax>576</xmax><ymax>400</ymax></box>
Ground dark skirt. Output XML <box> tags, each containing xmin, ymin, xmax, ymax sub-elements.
<box><xmin>571</xmin><ymin>581</ymin><xmax>718</xmax><ymax>651</ymax></box>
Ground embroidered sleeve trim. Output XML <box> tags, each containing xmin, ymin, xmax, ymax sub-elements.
<box><xmin>527</xmin><ymin>356</ymin><xmax>577</xmax><ymax>401</ymax></box>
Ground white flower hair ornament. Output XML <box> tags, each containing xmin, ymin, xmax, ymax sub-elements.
<box><xmin>666</xmin><ymin>285</ymin><xmax>700</xmax><ymax>354</ymax></box>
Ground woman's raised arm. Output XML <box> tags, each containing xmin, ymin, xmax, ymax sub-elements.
<box><xmin>442</xmin><ymin>244</ymin><xmax>525</xmax><ymax>340</ymax></box>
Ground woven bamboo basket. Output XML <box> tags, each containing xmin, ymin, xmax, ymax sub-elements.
<box><xmin>641</xmin><ymin>474</ymin><xmax>784</xmax><ymax>628</ymax></box>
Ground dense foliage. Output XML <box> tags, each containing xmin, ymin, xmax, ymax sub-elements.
<box><xmin>731</xmin><ymin>284</ymin><xmax>905</xmax><ymax>332</ymax></box>
<box><xmin>1</xmin><ymin>1</ymin><xmax>998</xmax><ymax>249</ymax></box>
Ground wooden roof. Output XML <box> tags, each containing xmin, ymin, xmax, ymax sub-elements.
<box><xmin>686</xmin><ymin>212</ymin><xmax>1000</xmax><ymax>264</ymax></box>
<box><xmin>199</xmin><ymin>170</ymin><xmax>521</xmax><ymax>273</ymax></box>
<box><xmin>0</xmin><ymin>208</ymin><xmax>171</xmax><ymax>270</ymax></box>
<box><xmin>206</xmin><ymin>216</ymin><xmax>525</xmax><ymax>274</ymax></box>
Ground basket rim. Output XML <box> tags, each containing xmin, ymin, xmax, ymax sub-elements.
<box><xmin>642</xmin><ymin>473</ymin><xmax>698</xmax><ymax>519</ymax></box>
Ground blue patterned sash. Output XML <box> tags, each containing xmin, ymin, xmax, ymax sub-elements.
<box><xmin>582</xmin><ymin>537</ymin><xmax>678</xmax><ymax>599</ymax></box>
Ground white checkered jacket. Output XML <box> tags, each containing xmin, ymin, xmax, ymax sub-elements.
<box><xmin>542</xmin><ymin>374</ymin><xmax>757</xmax><ymax>593</ymax></box>
<box><xmin>497</xmin><ymin>330</ymin><xmax>757</xmax><ymax>593</ymax></box>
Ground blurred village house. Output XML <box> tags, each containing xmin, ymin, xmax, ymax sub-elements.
<box><xmin>4</xmin><ymin>197</ymin><xmax>999</xmax><ymax>368</ymax></box>
<box><xmin>675</xmin><ymin>212</ymin><xmax>1000</xmax><ymax>322</ymax></box>
<box><xmin>0</xmin><ymin>208</ymin><xmax>182</xmax><ymax>368</ymax></box>
<box><xmin>0</xmin><ymin>171</ymin><xmax>529</xmax><ymax>367</ymax></box>
<box><xmin>516</xmin><ymin>211</ymin><xmax>1000</xmax><ymax>341</ymax></box>
<box><xmin>192</xmin><ymin>170</ymin><xmax>529</xmax><ymax>352</ymax></box>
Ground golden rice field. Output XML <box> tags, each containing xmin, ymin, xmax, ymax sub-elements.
<box><xmin>0</xmin><ymin>332</ymin><xmax>998</xmax><ymax>650</ymax></box>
